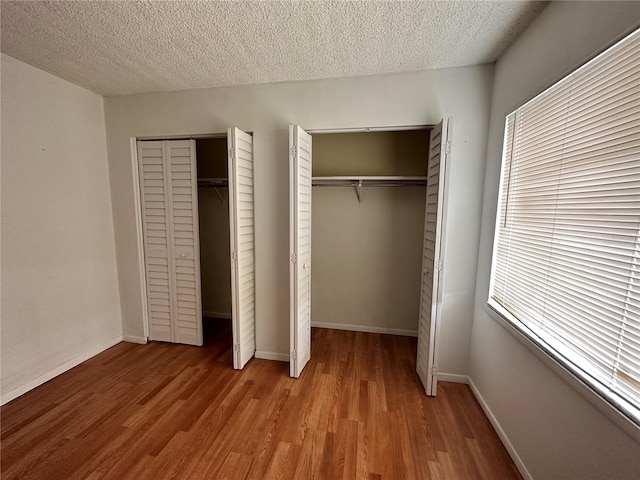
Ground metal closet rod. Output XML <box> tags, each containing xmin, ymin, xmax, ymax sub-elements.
<box><xmin>313</xmin><ymin>176</ymin><xmax>427</xmax><ymax>180</ymax></box>
<box><xmin>197</xmin><ymin>177</ymin><xmax>229</xmax><ymax>187</ymax></box>
<box><xmin>311</xmin><ymin>176</ymin><xmax>428</xmax><ymax>204</ymax></box>
<box><xmin>197</xmin><ymin>178</ymin><xmax>228</xmax><ymax>204</ymax></box>
<box><xmin>312</xmin><ymin>176</ymin><xmax>427</xmax><ymax>187</ymax></box>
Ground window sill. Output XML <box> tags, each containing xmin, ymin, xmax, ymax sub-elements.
<box><xmin>482</xmin><ymin>302</ymin><xmax>640</xmax><ymax>445</ymax></box>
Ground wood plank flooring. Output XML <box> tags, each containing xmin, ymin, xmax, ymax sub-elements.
<box><xmin>1</xmin><ymin>322</ymin><xmax>521</xmax><ymax>479</ymax></box>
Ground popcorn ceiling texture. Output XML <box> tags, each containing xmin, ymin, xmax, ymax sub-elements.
<box><xmin>1</xmin><ymin>1</ymin><xmax>546</xmax><ymax>97</ymax></box>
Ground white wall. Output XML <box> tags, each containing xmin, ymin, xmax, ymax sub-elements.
<box><xmin>104</xmin><ymin>64</ymin><xmax>493</xmax><ymax>372</ymax></box>
<box><xmin>1</xmin><ymin>54</ymin><xmax>122</xmax><ymax>403</ymax></box>
<box><xmin>471</xmin><ymin>2</ymin><xmax>640</xmax><ymax>479</ymax></box>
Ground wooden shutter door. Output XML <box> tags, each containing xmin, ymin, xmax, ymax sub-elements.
<box><xmin>289</xmin><ymin>125</ymin><xmax>312</xmax><ymax>378</ymax></box>
<box><xmin>138</xmin><ymin>141</ymin><xmax>173</xmax><ymax>342</ymax></box>
<box><xmin>416</xmin><ymin>118</ymin><xmax>450</xmax><ymax>396</ymax></box>
<box><xmin>167</xmin><ymin>140</ymin><xmax>203</xmax><ymax>346</ymax></box>
<box><xmin>138</xmin><ymin>139</ymin><xmax>202</xmax><ymax>346</ymax></box>
<box><xmin>227</xmin><ymin>127</ymin><xmax>256</xmax><ymax>369</ymax></box>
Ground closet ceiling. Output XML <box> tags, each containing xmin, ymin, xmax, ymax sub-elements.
<box><xmin>0</xmin><ymin>1</ymin><xmax>547</xmax><ymax>97</ymax></box>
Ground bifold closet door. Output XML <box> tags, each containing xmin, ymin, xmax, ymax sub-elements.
<box><xmin>138</xmin><ymin>139</ymin><xmax>203</xmax><ymax>346</ymax></box>
<box><xmin>227</xmin><ymin>127</ymin><xmax>256</xmax><ymax>369</ymax></box>
<box><xmin>416</xmin><ymin>118</ymin><xmax>450</xmax><ymax>396</ymax></box>
<box><xmin>138</xmin><ymin>141</ymin><xmax>172</xmax><ymax>342</ymax></box>
<box><xmin>289</xmin><ymin>125</ymin><xmax>312</xmax><ymax>378</ymax></box>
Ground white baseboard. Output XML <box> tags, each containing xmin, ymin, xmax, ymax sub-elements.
<box><xmin>203</xmin><ymin>311</ymin><xmax>232</xmax><ymax>320</ymax></box>
<box><xmin>438</xmin><ymin>373</ymin><xmax>470</xmax><ymax>383</ymax></box>
<box><xmin>0</xmin><ymin>335</ymin><xmax>123</xmax><ymax>406</ymax></box>
<box><xmin>467</xmin><ymin>377</ymin><xmax>532</xmax><ymax>480</ymax></box>
<box><xmin>311</xmin><ymin>322</ymin><xmax>418</xmax><ymax>337</ymax></box>
<box><xmin>123</xmin><ymin>335</ymin><xmax>147</xmax><ymax>344</ymax></box>
<box><xmin>255</xmin><ymin>351</ymin><xmax>289</xmax><ymax>362</ymax></box>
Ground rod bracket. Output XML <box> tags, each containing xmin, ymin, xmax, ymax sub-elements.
<box><xmin>353</xmin><ymin>180</ymin><xmax>363</xmax><ymax>204</ymax></box>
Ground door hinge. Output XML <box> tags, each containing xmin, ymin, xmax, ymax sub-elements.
<box><xmin>430</xmin><ymin>365</ymin><xmax>438</xmax><ymax>376</ymax></box>
<box><xmin>290</xmin><ymin>253</ymin><xmax>297</xmax><ymax>264</ymax></box>
<box><xmin>291</xmin><ymin>349</ymin><xmax>297</xmax><ymax>361</ymax></box>
<box><xmin>290</xmin><ymin>146</ymin><xmax>297</xmax><ymax>160</ymax></box>
<box><xmin>234</xmin><ymin>343</ymin><xmax>240</xmax><ymax>353</ymax></box>
<box><xmin>232</xmin><ymin>250</ymin><xmax>238</xmax><ymax>263</ymax></box>
<box><xmin>436</xmin><ymin>259</ymin><xmax>443</xmax><ymax>272</ymax></box>
<box><xmin>445</xmin><ymin>140</ymin><xmax>451</xmax><ymax>155</ymax></box>
<box><xmin>229</xmin><ymin>148</ymin><xmax>235</xmax><ymax>161</ymax></box>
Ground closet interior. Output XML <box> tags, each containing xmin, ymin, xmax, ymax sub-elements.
<box><xmin>290</xmin><ymin>120</ymin><xmax>450</xmax><ymax>394</ymax></box>
<box><xmin>196</xmin><ymin>137</ymin><xmax>233</xmax><ymax>345</ymax></box>
<box><xmin>311</xmin><ymin>130</ymin><xmax>429</xmax><ymax>336</ymax></box>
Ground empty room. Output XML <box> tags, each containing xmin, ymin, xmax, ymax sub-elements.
<box><xmin>1</xmin><ymin>1</ymin><xmax>639</xmax><ymax>479</ymax></box>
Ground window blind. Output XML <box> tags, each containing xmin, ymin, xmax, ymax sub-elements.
<box><xmin>489</xmin><ymin>28</ymin><xmax>640</xmax><ymax>424</ymax></box>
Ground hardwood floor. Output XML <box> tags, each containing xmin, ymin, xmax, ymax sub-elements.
<box><xmin>1</xmin><ymin>323</ymin><xmax>521</xmax><ymax>479</ymax></box>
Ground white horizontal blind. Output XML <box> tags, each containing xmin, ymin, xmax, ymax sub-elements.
<box><xmin>489</xmin><ymin>28</ymin><xmax>640</xmax><ymax>424</ymax></box>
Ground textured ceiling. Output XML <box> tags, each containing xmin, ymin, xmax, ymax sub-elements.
<box><xmin>1</xmin><ymin>1</ymin><xmax>547</xmax><ymax>97</ymax></box>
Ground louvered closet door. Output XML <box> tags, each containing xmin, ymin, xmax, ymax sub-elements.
<box><xmin>228</xmin><ymin>127</ymin><xmax>256</xmax><ymax>369</ymax></box>
<box><xmin>167</xmin><ymin>140</ymin><xmax>203</xmax><ymax>346</ymax></box>
<box><xmin>138</xmin><ymin>141</ymin><xmax>173</xmax><ymax>342</ymax></box>
<box><xmin>289</xmin><ymin>125</ymin><xmax>312</xmax><ymax>378</ymax></box>
<box><xmin>416</xmin><ymin>118</ymin><xmax>450</xmax><ymax>396</ymax></box>
<box><xmin>138</xmin><ymin>139</ymin><xmax>203</xmax><ymax>346</ymax></box>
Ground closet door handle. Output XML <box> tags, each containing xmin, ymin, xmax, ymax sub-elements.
<box><xmin>179</xmin><ymin>253</ymin><xmax>187</xmax><ymax>258</ymax></box>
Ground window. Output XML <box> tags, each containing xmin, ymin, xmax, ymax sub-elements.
<box><xmin>489</xmin><ymin>28</ymin><xmax>640</xmax><ymax>425</ymax></box>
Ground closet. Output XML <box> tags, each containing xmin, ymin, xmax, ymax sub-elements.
<box><xmin>136</xmin><ymin>127</ymin><xmax>256</xmax><ymax>370</ymax></box>
<box><xmin>196</xmin><ymin>137</ymin><xmax>231</xmax><ymax>333</ymax></box>
<box><xmin>289</xmin><ymin>120</ymin><xmax>451</xmax><ymax>397</ymax></box>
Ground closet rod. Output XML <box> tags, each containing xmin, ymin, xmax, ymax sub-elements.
<box><xmin>312</xmin><ymin>182</ymin><xmax>427</xmax><ymax>187</ymax></box>
<box><xmin>197</xmin><ymin>178</ymin><xmax>227</xmax><ymax>204</ymax></box>
<box><xmin>312</xmin><ymin>176</ymin><xmax>427</xmax><ymax>187</ymax></box>
<box><xmin>312</xmin><ymin>177</ymin><xmax>427</xmax><ymax>204</ymax></box>
<box><xmin>197</xmin><ymin>177</ymin><xmax>229</xmax><ymax>188</ymax></box>
<box><xmin>313</xmin><ymin>176</ymin><xmax>427</xmax><ymax>181</ymax></box>
<box><xmin>307</xmin><ymin>125</ymin><xmax>429</xmax><ymax>134</ymax></box>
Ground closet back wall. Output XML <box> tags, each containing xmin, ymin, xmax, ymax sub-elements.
<box><xmin>104</xmin><ymin>65</ymin><xmax>493</xmax><ymax>372</ymax></box>
<box><xmin>311</xmin><ymin>131</ymin><xmax>427</xmax><ymax>334</ymax></box>
<box><xmin>196</xmin><ymin>139</ymin><xmax>232</xmax><ymax>319</ymax></box>
<box><xmin>312</xmin><ymin>131</ymin><xmax>427</xmax><ymax>176</ymax></box>
<box><xmin>312</xmin><ymin>188</ymin><xmax>425</xmax><ymax>334</ymax></box>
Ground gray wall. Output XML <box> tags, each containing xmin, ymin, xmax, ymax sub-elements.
<box><xmin>470</xmin><ymin>2</ymin><xmax>640</xmax><ymax>479</ymax></box>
